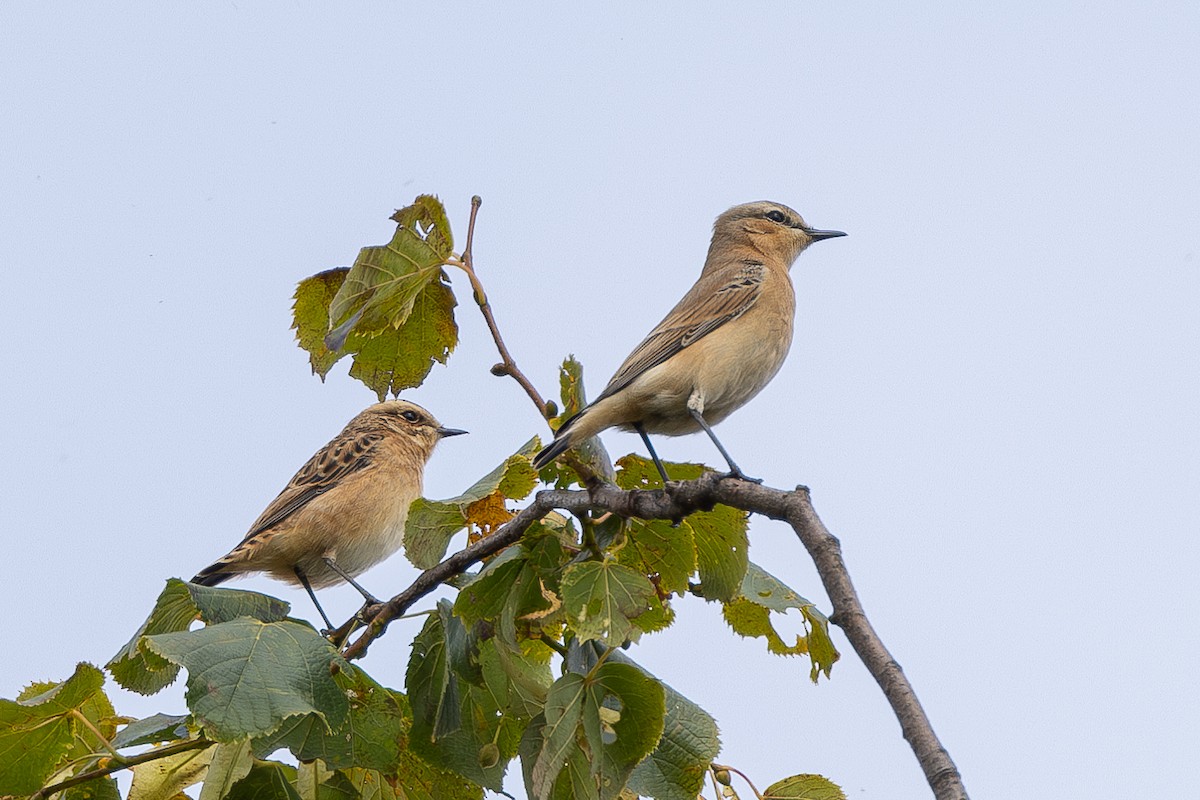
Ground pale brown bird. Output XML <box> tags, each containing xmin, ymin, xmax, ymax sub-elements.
<box><xmin>532</xmin><ymin>201</ymin><xmax>844</xmax><ymax>483</ymax></box>
<box><xmin>192</xmin><ymin>400</ymin><xmax>466</xmax><ymax>629</ymax></box>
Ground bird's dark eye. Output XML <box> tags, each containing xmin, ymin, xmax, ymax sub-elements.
<box><xmin>401</xmin><ymin>410</ymin><xmax>420</xmax><ymax>422</ymax></box>
<box><xmin>766</xmin><ymin>210</ymin><xmax>787</xmax><ymax>224</ymax></box>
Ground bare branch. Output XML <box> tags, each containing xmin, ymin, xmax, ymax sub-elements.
<box><xmin>448</xmin><ymin>195</ymin><xmax>551</xmax><ymax>418</ymax></box>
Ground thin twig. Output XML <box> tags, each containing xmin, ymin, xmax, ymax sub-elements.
<box><xmin>447</xmin><ymin>195</ymin><xmax>551</xmax><ymax>418</ymax></box>
<box><xmin>34</xmin><ymin>737</ymin><xmax>214</xmax><ymax>799</ymax></box>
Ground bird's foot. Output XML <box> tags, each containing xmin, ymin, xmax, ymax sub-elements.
<box><xmin>354</xmin><ymin>599</ymin><xmax>383</xmax><ymax>625</ymax></box>
<box><xmin>323</xmin><ymin>617</ymin><xmax>360</xmax><ymax>648</ymax></box>
<box><xmin>719</xmin><ymin>468</ymin><xmax>763</xmax><ymax>484</ymax></box>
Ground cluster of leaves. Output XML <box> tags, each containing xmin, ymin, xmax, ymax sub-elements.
<box><xmin>0</xmin><ymin>196</ymin><xmax>843</xmax><ymax>800</ymax></box>
<box><xmin>292</xmin><ymin>195</ymin><xmax>459</xmax><ymax>400</ymax></box>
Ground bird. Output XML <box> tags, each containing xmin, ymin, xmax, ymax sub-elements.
<box><xmin>191</xmin><ymin>400</ymin><xmax>466</xmax><ymax>630</ymax></box>
<box><xmin>532</xmin><ymin>201</ymin><xmax>844</xmax><ymax>484</ymax></box>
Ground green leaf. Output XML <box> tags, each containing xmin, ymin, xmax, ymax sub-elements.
<box><xmin>616</xmin><ymin>517</ymin><xmax>696</xmax><ymax>598</ymax></box>
<box><xmin>128</xmin><ymin>742</ymin><xmax>215</xmax><ymax>800</ymax></box>
<box><xmin>480</xmin><ymin>640</ymin><xmax>554</xmax><ymax>721</ymax></box>
<box><xmin>340</xmin><ymin>763</ymin><xmax>482</xmax><ymax>800</ymax></box>
<box><xmin>0</xmin><ymin>663</ymin><xmax>109</xmax><ymax>795</ymax></box>
<box><xmin>406</xmin><ymin>601</ymin><xmax>466</xmax><ymax>744</ymax></box>
<box><xmin>721</xmin><ymin>563</ymin><xmax>839</xmax><ymax>681</ymax></box>
<box><xmin>344</xmin><ymin>278</ymin><xmax>458</xmax><ymax>400</ymax></box>
<box><xmin>541</xmin><ymin>356</ymin><xmax>615</xmax><ymax>487</ymax></box>
<box><xmin>296</xmin><ymin>264</ymin><xmax>460</xmax><ymax>400</ymax></box>
<box><xmin>556</xmin><ymin>355</ymin><xmax>586</xmax><ymax>421</ymax></box>
<box><xmin>561</xmin><ymin>560</ymin><xmax>656</xmax><ymax>647</ymax></box>
<box><xmin>621</xmin><ymin>654</ymin><xmax>720</xmax><ymax>800</ymax></box>
<box><xmin>144</xmin><ymin>618</ymin><xmax>347</xmax><ymax>741</ymax></box>
<box><xmin>529</xmin><ymin>673</ymin><xmax>587</xmax><ymax>800</ymax></box>
<box><xmin>62</xmin><ymin>775</ymin><xmax>121</xmax><ymax>800</ymax></box>
<box><xmin>519</xmin><ymin>716</ymin><xmax>598</xmax><ymax>800</ymax></box>
<box><xmin>614</xmin><ymin>454</ymin><xmax>707</xmax><ymax>489</ymax></box>
<box><xmin>198</xmin><ymin>738</ymin><xmax>254</xmax><ymax>800</ymax></box>
<box><xmin>224</xmin><ymin>761</ymin><xmax>302</xmax><ymax>800</ymax></box>
<box><xmin>405</xmin><ymin>603</ymin><xmax>517</xmax><ymax>791</ymax></box>
<box><xmin>454</xmin><ymin>547</ymin><xmax>529</xmax><ymax>626</ymax></box>
<box><xmin>111</xmin><ymin>713</ymin><xmax>190</xmax><ymax>749</ymax></box>
<box><xmin>108</xmin><ymin>578</ymin><xmax>290</xmax><ymax>696</ymax></box>
<box><xmin>522</xmin><ymin>663</ymin><xmax>666</xmax><ymax>800</ymax></box>
<box><xmin>404</xmin><ymin>438</ymin><xmax>540</xmax><ymax>568</ymax></box>
<box><xmin>326</xmin><ymin>195</ymin><xmax>455</xmax><ymax>351</ymax></box>
<box><xmin>253</xmin><ymin>664</ymin><xmax>405</xmax><ymax>772</ymax></box>
<box><xmin>297</xmin><ymin>761</ymin><xmax>357</xmax><ymax>800</ymax></box>
<box><xmin>293</xmin><ymin>268</ymin><xmax>350</xmax><ymax>378</ymax></box>
<box><xmin>763</xmin><ymin>773</ymin><xmax>847</xmax><ymax>799</ymax></box>
<box><xmin>686</xmin><ymin>505</ymin><xmax>748</xmax><ymax>604</ymax></box>
<box><xmin>453</xmin><ymin>544</ymin><xmax>558</xmax><ymax>648</ymax></box>
<box><xmin>614</xmin><ymin>454</ymin><xmax>748</xmax><ymax>602</ymax></box>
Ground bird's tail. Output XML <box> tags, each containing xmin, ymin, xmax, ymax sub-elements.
<box><xmin>532</xmin><ymin>412</ymin><xmax>583</xmax><ymax>469</ymax></box>
<box><xmin>191</xmin><ymin>559</ymin><xmax>238</xmax><ymax>587</ymax></box>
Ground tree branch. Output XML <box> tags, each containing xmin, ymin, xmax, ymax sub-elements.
<box><xmin>448</xmin><ymin>195</ymin><xmax>551</xmax><ymax>418</ymax></box>
<box><xmin>345</xmin><ymin>473</ymin><xmax>968</xmax><ymax>799</ymax></box>
<box><xmin>34</xmin><ymin>737</ymin><xmax>214</xmax><ymax>799</ymax></box>
<box><xmin>341</xmin><ymin>493</ymin><xmax>561</xmax><ymax>660</ymax></box>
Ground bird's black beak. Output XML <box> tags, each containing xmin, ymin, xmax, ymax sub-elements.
<box><xmin>802</xmin><ymin>227</ymin><xmax>847</xmax><ymax>241</ymax></box>
<box><xmin>437</xmin><ymin>427</ymin><xmax>468</xmax><ymax>438</ymax></box>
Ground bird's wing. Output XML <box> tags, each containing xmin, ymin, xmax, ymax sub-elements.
<box><xmin>594</xmin><ymin>262</ymin><xmax>765</xmax><ymax>402</ymax></box>
<box><xmin>240</xmin><ymin>430</ymin><xmax>385</xmax><ymax>540</ymax></box>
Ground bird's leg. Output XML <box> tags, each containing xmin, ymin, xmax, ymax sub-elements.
<box><xmin>321</xmin><ymin>556</ymin><xmax>383</xmax><ymax>605</ymax></box>
<box><xmin>686</xmin><ymin>406</ymin><xmax>763</xmax><ymax>484</ymax></box>
<box><xmin>293</xmin><ymin>566</ymin><xmax>335</xmax><ymax>632</ymax></box>
<box><xmin>633</xmin><ymin>422</ymin><xmax>672</xmax><ymax>486</ymax></box>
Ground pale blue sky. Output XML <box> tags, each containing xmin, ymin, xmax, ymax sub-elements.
<box><xmin>3</xmin><ymin>3</ymin><xmax>1198</xmax><ymax>798</ymax></box>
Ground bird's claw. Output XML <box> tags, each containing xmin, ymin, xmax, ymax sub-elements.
<box><xmin>721</xmin><ymin>470</ymin><xmax>763</xmax><ymax>484</ymax></box>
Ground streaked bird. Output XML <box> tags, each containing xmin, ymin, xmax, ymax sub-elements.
<box><xmin>532</xmin><ymin>201</ymin><xmax>844</xmax><ymax>483</ymax></box>
<box><xmin>191</xmin><ymin>400</ymin><xmax>466</xmax><ymax>629</ymax></box>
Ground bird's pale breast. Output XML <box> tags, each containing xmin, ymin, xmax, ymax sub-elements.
<box><xmin>267</xmin><ymin>459</ymin><xmax>423</xmax><ymax>588</ymax></box>
<box><xmin>586</xmin><ymin>284</ymin><xmax>794</xmax><ymax>436</ymax></box>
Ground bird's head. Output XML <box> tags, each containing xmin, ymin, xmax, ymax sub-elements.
<box><xmin>711</xmin><ymin>201</ymin><xmax>845</xmax><ymax>267</ymax></box>
<box><xmin>357</xmin><ymin>400</ymin><xmax>467</xmax><ymax>459</ymax></box>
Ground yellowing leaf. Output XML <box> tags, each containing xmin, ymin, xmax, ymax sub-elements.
<box><xmin>466</xmin><ymin>492</ymin><xmax>515</xmax><ymax>537</ymax></box>
<box><xmin>292</xmin><ymin>268</ymin><xmax>349</xmax><ymax>379</ymax></box>
<box><xmin>721</xmin><ymin>563</ymin><xmax>839</xmax><ymax>681</ymax></box>
<box><xmin>0</xmin><ymin>663</ymin><xmax>112</xmax><ymax>795</ymax></box>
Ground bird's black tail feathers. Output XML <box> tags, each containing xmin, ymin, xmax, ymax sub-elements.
<box><xmin>532</xmin><ymin>411</ymin><xmax>584</xmax><ymax>469</ymax></box>
<box><xmin>190</xmin><ymin>562</ymin><xmax>235</xmax><ymax>587</ymax></box>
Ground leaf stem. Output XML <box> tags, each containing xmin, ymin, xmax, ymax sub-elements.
<box><xmin>445</xmin><ymin>195</ymin><xmax>552</xmax><ymax>419</ymax></box>
<box><xmin>70</xmin><ymin>708</ymin><xmax>121</xmax><ymax>759</ymax></box>
<box><xmin>539</xmin><ymin>635</ymin><xmax>570</xmax><ymax>659</ymax></box>
<box><xmin>712</xmin><ymin>763</ymin><xmax>765</xmax><ymax>800</ymax></box>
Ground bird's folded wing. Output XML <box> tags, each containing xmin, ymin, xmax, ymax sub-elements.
<box><xmin>240</xmin><ymin>431</ymin><xmax>385</xmax><ymax>541</ymax></box>
<box><xmin>595</xmin><ymin>262</ymin><xmax>765</xmax><ymax>402</ymax></box>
